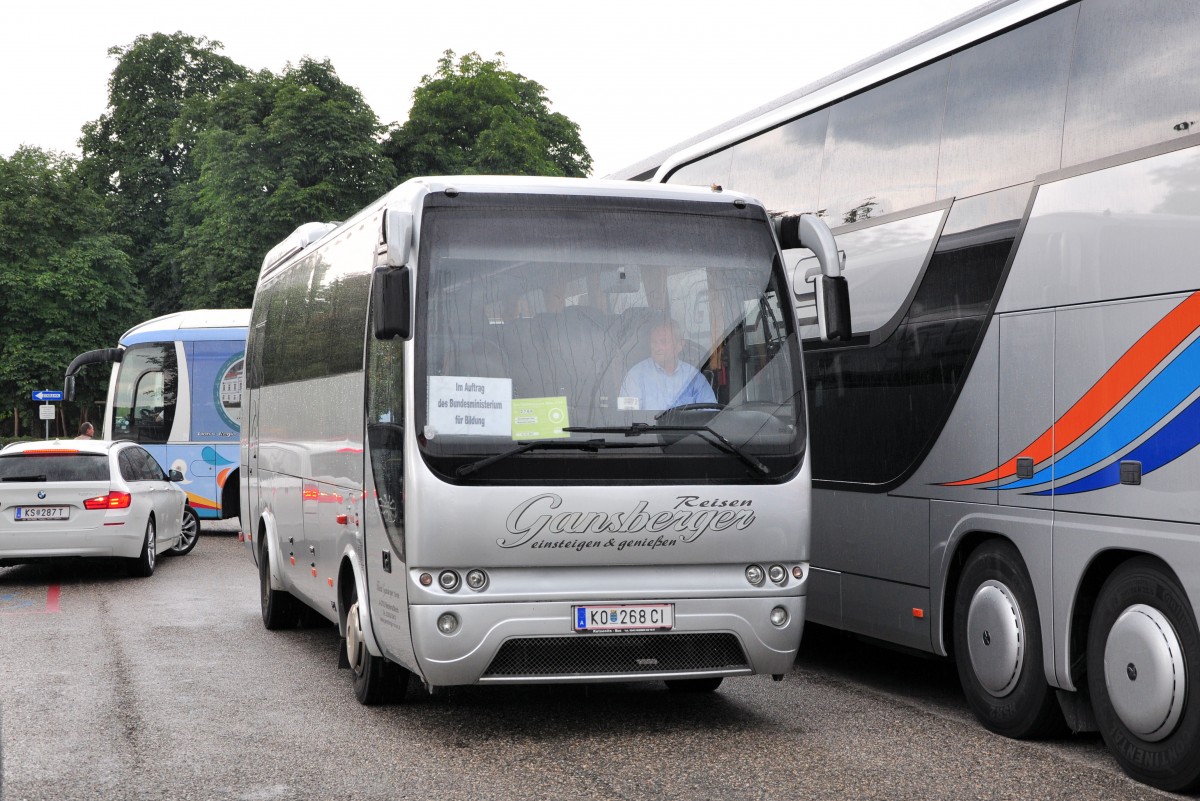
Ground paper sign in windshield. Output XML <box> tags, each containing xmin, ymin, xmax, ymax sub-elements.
<box><xmin>511</xmin><ymin>396</ymin><xmax>569</xmax><ymax>440</ymax></box>
<box><xmin>428</xmin><ymin>376</ymin><xmax>512</xmax><ymax>437</ymax></box>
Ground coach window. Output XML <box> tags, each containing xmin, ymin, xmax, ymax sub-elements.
<box><xmin>936</xmin><ymin>6</ymin><xmax>1075</xmax><ymax>200</ymax></box>
<box><xmin>1063</xmin><ymin>0</ymin><xmax>1200</xmax><ymax>167</ymax></box>
<box><xmin>111</xmin><ymin>343</ymin><xmax>177</xmax><ymax>444</ymax></box>
<box><xmin>728</xmin><ymin>109</ymin><xmax>829</xmax><ymax>213</ymax></box>
<box><xmin>818</xmin><ymin>60</ymin><xmax>949</xmax><ymax>225</ymax></box>
<box><xmin>666</xmin><ymin>148</ymin><xmax>733</xmax><ymax>190</ymax></box>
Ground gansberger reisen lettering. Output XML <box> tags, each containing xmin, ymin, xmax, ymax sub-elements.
<box><xmin>499</xmin><ymin>493</ymin><xmax>755</xmax><ymax>548</ymax></box>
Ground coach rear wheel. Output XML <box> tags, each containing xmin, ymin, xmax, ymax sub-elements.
<box><xmin>952</xmin><ymin>541</ymin><xmax>1064</xmax><ymax>738</ymax></box>
<box><xmin>1087</xmin><ymin>559</ymin><xmax>1200</xmax><ymax>793</ymax></box>
<box><xmin>258</xmin><ymin>543</ymin><xmax>300</xmax><ymax>630</ymax></box>
<box><xmin>346</xmin><ymin>599</ymin><xmax>408</xmax><ymax>705</ymax></box>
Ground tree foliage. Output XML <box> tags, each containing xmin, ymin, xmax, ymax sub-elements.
<box><xmin>384</xmin><ymin>51</ymin><xmax>591</xmax><ymax>180</ymax></box>
<box><xmin>0</xmin><ymin>148</ymin><xmax>144</xmax><ymax>433</ymax></box>
<box><xmin>3</xmin><ymin>38</ymin><xmax>594</xmax><ymax>433</ymax></box>
<box><xmin>172</xmin><ymin>59</ymin><xmax>396</xmax><ymax>308</ymax></box>
<box><xmin>79</xmin><ymin>32</ymin><xmax>246</xmax><ymax>314</ymax></box>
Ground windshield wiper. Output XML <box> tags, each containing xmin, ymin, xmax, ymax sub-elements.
<box><xmin>456</xmin><ymin>438</ymin><xmax>626</xmax><ymax>477</ymax></box>
<box><xmin>563</xmin><ymin>423</ymin><xmax>770</xmax><ymax>477</ymax></box>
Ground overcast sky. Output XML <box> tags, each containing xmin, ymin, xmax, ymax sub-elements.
<box><xmin>2</xmin><ymin>0</ymin><xmax>984</xmax><ymax>178</ymax></box>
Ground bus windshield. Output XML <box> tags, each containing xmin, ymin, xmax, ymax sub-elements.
<box><xmin>414</xmin><ymin>195</ymin><xmax>805</xmax><ymax>483</ymax></box>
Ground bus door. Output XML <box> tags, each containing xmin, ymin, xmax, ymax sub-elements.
<box><xmin>182</xmin><ymin>340</ymin><xmax>245</xmax><ymax>519</ymax></box>
<box><xmin>361</xmin><ymin>312</ymin><xmax>418</xmax><ymax>671</ymax></box>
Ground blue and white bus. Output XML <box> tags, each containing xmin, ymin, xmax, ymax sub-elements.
<box><xmin>66</xmin><ymin>309</ymin><xmax>249</xmax><ymax>546</ymax></box>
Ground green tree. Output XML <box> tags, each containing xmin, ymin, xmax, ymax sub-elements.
<box><xmin>79</xmin><ymin>32</ymin><xmax>246</xmax><ymax>314</ymax></box>
<box><xmin>384</xmin><ymin>50</ymin><xmax>591</xmax><ymax>180</ymax></box>
<box><xmin>173</xmin><ymin>59</ymin><xmax>397</xmax><ymax>308</ymax></box>
<box><xmin>0</xmin><ymin>148</ymin><xmax>145</xmax><ymax>435</ymax></box>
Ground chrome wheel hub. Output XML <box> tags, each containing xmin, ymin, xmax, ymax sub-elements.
<box><xmin>1104</xmin><ymin>603</ymin><xmax>1185</xmax><ymax>742</ymax></box>
<box><xmin>966</xmin><ymin>580</ymin><xmax>1024</xmax><ymax>697</ymax></box>
<box><xmin>346</xmin><ymin>601</ymin><xmax>364</xmax><ymax>673</ymax></box>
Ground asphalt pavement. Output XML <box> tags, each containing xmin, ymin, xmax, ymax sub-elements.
<box><xmin>0</xmin><ymin>520</ymin><xmax>1177</xmax><ymax>801</ymax></box>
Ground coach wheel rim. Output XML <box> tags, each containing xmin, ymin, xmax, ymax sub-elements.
<box><xmin>1104</xmin><ymin>603</ymin><xmax>1186</xmax><ymax>742</ymax></box>
<box><xmin>346</xmin><ymin>601</ymin><xmax>365</xmax><ymax>674</ymax></box>
<box><xmin>966</xmin><ymin>579</ymin><xmax>1024</xmax><ymax>698</ymax></box>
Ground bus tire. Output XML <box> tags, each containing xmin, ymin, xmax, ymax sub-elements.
<box><xmin>952</xmin><ymin>541</ymin><xmax>1064</xmax><ymax>738</ymax></box>
<box><xmin>1087</xmin><ymin>558</ymin><xmax>1200</xmax><ymax>793</ymax></box>
<box><xmin>258</xmin><ymin>543</ymin><xmax>300</xmax><ymax>630</ymax></box>
<box><xmin>346</xmin><ymin>599</ymin><xmax>407</xmax><ymax>705</ymax></box>
<box><xmin>665</xmin><ymin>677</ymin><xmax>723</xmax><ymax>693</ymax></box>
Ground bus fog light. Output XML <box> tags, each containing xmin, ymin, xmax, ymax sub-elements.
<box><xmin>465</xmin><ymin>569</ymin><xmax>488</xmax><ymax>590</ymax></box>
<box><xmin>768</xmin><ymin>564</ymin><xmax>787</xmax><ymax>584</ymax></box>
<box><xmin>770</xmin><ymin>606</ymin><xmax>789</xmax><ymax>627</ymax></box>
<box><xmin>438</xmin><ymin>570</ymin><xmax>460</xmax><ymax>591</ymax></box>
<box><xmin>437</xmin><ymin>613</ymin><xmax>460</xmax><ymax>634</ymax></box>
<box><xmin>745</xmin><ymin>564</ymin><xmax>765</xmax><ymax>586</ymax></box>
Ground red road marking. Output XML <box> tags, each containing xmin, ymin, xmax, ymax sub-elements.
<box><xmin>0</xmin><ymin>584</ymin><xmax>61</xmax><ymax>615</ymax></box>
<box><xmin>45</xmin><ymin>584</ymin><xmax>61</xmax><ymax>613</ymax></box>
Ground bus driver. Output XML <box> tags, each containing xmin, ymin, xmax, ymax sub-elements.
<box><xmin>618</xmin><ymin>319</ymin><xmax>716</xmax><ymax>411</ymax></box>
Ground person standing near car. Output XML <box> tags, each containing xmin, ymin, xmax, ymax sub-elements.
<box><xmin>75</xmin><ymin>422</ymin><xmax>94</xmax><ymax>439</ymax></box>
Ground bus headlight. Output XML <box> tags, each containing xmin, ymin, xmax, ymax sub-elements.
<box><xmin>745</xmin><ymin>564</ymin><xmax>765</xmax><ymax>586</ymax></box>
<box><xmin>437</xmin><ymin>612</ymin><xmax>460</xmax><ymax>635</ymax></box>
<box><xmin>465</xmin><ymin>569</ymin><xmax>488</xmax><ymax>590</ymax></box>
<box><xmin>768</xmin><ymin>564</ymin><xmax>787</xmax><ymax>585</ymax></box>
<box><xmin>438</xmin><ymin>570</ymin><xmax>460</xmax><ymax>592</ymax></box>
<box><xmin>770</xmin><ymin>606</ymin><xmax>789</xmax><ymax>627</ymax></box>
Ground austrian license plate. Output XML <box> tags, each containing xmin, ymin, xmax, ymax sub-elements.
<box><xmin>15</xmin><ymin>506</ymin><xmax>69</xmax><ymax>521</ymax></box>
<box><xmin>573</xmin><ymin>603</ymin><xmax>674</xmax><ymax>632</ymax></box>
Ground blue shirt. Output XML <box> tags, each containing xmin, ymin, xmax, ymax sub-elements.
<box><xmin>619</xmin><ymin>359</ymin><xmax>716</xmax><ymax>410</ymax></box>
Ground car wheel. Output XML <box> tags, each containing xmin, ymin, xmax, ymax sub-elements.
<box><xmin>259</xmin><ymin>542</ymin><xmax>300</xmax><ymax>630</ymax></box>
<box><xmin>169</xmin><ymin>505</ymin><xmax>200</xmax><ymax>556</ymax></box>
<box><xmin>665</xmin><ymin>677</ymin><xmax>724</xmax><ymax>693</ymax></box>
<box><xmin>952</xmin><ymin>541</ymin><xmax>1064</xmax><ymax>738</ymax></box>
<box><xmin>128</xmin><ymin>516</ymin><xmax>156</xmax><ymax>578</ymax></box>
<box><xmin>346</xmin><ymin>598</ymin><xmax>407</xmax><ymax>705</ymax></box>
<box><xmin>1087</xmin><ymin>558</ymin><xmax>1200</xmax><ymax>793</ymax></box>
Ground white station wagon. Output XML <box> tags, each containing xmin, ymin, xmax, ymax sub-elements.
<box><xmin>0</xmin><ymin>439</ymin><xmax>193</xmax><ymax>576</ymax></box>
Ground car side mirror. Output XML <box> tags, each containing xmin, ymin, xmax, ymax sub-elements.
<box><xmin>168</xmin><ymin>469</ymin><xmax>185</xmax><ymax>482</ymax></box>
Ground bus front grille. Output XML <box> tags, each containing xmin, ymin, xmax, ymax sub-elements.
<box><xmin>482</xmin><ymin>633</ymin><xmax>748</xmax><ymax>677</ymax></box>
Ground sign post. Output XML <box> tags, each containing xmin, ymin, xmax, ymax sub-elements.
<box><xmin>33</xmin><ymin>391</ymin><xmax>63</xmax><ymax>440</ymax></box>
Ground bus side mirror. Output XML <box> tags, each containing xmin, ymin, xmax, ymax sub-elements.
<box><xmin>372</xmin><ymin>266</ymin><xmax>412</xmax><ymax>340</ymax></box>
<box><xmin>65</xmin><ymin>375</ymin><xmax>76</xmax><ymax>402</ymax></box>
<box><xmin>383</xmin><ymin>209</ymin><xmax>411</xmax><ymax>267</ymax></box>
<box><xmin>813</xmin><ymin>275</ymin><xmax>852</xmax><ymax>343</ymax></box>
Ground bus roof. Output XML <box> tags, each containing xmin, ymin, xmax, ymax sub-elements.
<box><xmin>607</xmin><ymin>0</ymin><xmax>1054</xmax><ymax>181</ymax></box>
<box><xmin>120</xmin><ymin>308</ymin><xmax>251</xmax><ymax>346</ymax></box>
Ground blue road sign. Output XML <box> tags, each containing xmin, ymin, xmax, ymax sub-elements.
<box><xmin>32</xmin><ymin>390</ymin><xmax>64</xmax><ymax>402</ymax></box>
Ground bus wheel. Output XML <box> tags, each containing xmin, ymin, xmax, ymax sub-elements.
<box><xmin>259</xmin><ymin>544</ymin><xmax>299</xmax><ymax>630</ymax></box>
<box><xmin>665</xmin><ymin>677</ymin><xmax>723</xmax><ymax>693</ymax></box>
<box><xmin>346</xmin><ymin>600</ymin><xmax>408</xmax><ymax>705</ymax></box>
<box><xmin>1087</xmin><ymin>559</ymin><xmax>1200</xmax><ymax>792</ymax></box>
<box><xmin>952</xmin><ymin>541</ymin><xmax>1064</xmax><ymax>738</ymax></box>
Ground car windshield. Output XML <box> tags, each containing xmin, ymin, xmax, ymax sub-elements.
<box><xmin>411</xmin><ymin>193</ymin><xmax>805</xmax><ymax>483</ymax></box>
<box><xmin>0</xmin><ymin>453</ymin><xmax>109</xmax><ymax>482</ymax></box>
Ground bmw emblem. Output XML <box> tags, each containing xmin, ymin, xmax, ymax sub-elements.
<box><xmin>37</xmin><ymin>490</ymin><xmax>46</xmax><ymax>499</ymax></box>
